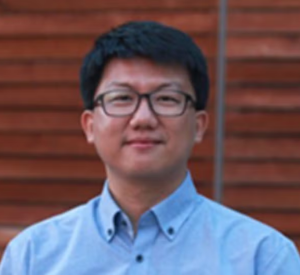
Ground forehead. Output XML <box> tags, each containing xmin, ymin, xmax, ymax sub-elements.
<box><xmin>96</xmin><ymin>57</ymin><xmax>193</xmax><ymax>94</ymax></box>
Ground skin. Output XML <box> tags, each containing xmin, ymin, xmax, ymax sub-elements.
<box><xmin>81</xmin><ymin>57</ymin><xmax>208</xmax><ymax>231</ymax></box>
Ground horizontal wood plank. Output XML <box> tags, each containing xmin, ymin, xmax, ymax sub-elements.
<box><xmin>244</xmin><ymin>211</ymin><xmax>300</xmax><ymax>235</ymax></box>
<box><xmin>228</xmin><ymin>12</ymin><xmax>300</xmax><ymax>33</ymax></box>
<box><xmin>0</xmin><ymin>37</ymin><xmax>94</xmax><ymax>61</ymax></box>
<box><xmin>227</xmin><ymin>35</ymin><xmax>300</xmax><ymax>59</ymax></box>
<box><xmin>0</xmin><ymin>110</ymin><xmax>81</xmax><ymax>133</ymax></box>
<box><xmin>0</xmin><ymin>182</ymin><xmax>102</xmax><ymax>204</ymax></box>
<box><xmin>0</xmin><ymin>158</ymin><xmax>213</xmax><ymax>182</ymax></box>
<box><xmin>226</xmin><ymin>87</ymin><xmax>300</xmax><ymax>110</ymax></box>
<box><xmin>1</xmin><ymin>0</ymin><xmax>217</xmax><ymax>11</ymax></box>
<box><xmin>0</xmin><ymin>63</ymin><xmax>80</xmax><ymax>84</ymax></box>
<box><xmin>0</xmin><ymin>36</ymin><xmax>216</xmax><ymax>61</ymax></box>
<box><xmin>224</xmin><ymin>186</ymin><xmax>300</xmax><ymax>209</ymax></box>
<box><xmin>227</xmin><ymin>61</ymin><xmax>300</xmax><ymax>84</ymax></box>
<box><xmin>224</xmin><ymin>162</ymin><xmax>300</xmax><ymax>185</ymax></box>
<box><xmin>0</xmin><ymin>133</ymin><xmax>95</xmax><ymax>157</ymax></box>
<box><xmin>224</xmin><ymin>137</ymin><xmax>300</xmax><ymax>159</ymax></box>
<box><xmin>0</xmin><ymin>85</ymin><xmax>82</xmax><ymax>109</ymax></box>
<box><xmin>0</xmin><ymin>227</ymin><xmax>20</xmax><ymax>248</ymax></box>
<box><xmin>0</xmin><ymin>205</ymin><xmax>70</xmax><ymax>225</ymax></box>
<box><xmin>229</xmin><ymin>0</ymin><xmax>300</xmax><ymax>8</ymax></box>
<box><xmin>0</xmin><ymin>12</ymin><xmax>217</xmax><ymax>37</ymax></box>
<box><xmin>0</xmin><ymin>158</ymin><xmax>106</xmax><ymax>180</ymax></box>
<box><xmin>225</xmin><ymin>112</ymin><xmax>300</xmax><ymax>134</ymax></box>
<box><xmin>2</xmin><ymin>0</ymin><xmax>300</xmax><ymax>12</ymax></box>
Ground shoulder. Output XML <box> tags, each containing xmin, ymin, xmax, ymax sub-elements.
<box><xmin>192</xmin><ymin>196</ymin><xmax>300</xmax><ymax>272</ymax></box>
<box><xmin>196</xmin><ymin>196</ymin><xmax>291</xmax><ymax>244</ymax></box>
<box><xmin>2</xmin><ymin>196</ymin><xmax>102</xmax><ymax>263</ymax></box>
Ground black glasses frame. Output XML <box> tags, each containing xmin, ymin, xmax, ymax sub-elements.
<box><xmin>93</xmin><ymin>89</ymin><xmax>197</xmax><ymax>117</ymax></box>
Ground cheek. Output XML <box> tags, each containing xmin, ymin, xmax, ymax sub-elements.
<box><xmin>166</xmin><ymin>117</ymin><xmax>197</xmax><ymax>149</ymax></box>
<box><xmin>92</xmin><ymin>116</ymin><xmax>126</xmax><ymax>152</ymax></box>
<box><xmin>93</xmin><ymin>113</ymin><xmax>127</xmax><ymax>135</ymax></box>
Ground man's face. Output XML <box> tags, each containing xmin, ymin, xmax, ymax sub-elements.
<box><xmin>81</xmin><ymin>57</ymin><xmax>208</xmax><ymax>181</ymax></box>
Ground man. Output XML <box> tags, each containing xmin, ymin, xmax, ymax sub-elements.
<box><xmin>1</xmin><ymin>21</ymin><xmax>299</xmax><ymax>274</ymax></box>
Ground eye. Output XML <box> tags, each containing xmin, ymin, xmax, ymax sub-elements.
<box><xmin>105</xmin><ymin>91</ymin><xmax>135</xmax><ymax>105</ymax></box>
<box><xmin>112</xmin><ymin>95</ymin><xmax>132</xmax><ymax>102</ymax></box>
<box><xmin>157</xmin><ymin>95</ymin><xmax>179</xmax><ymax>102</ymax></box>
<box><xmin>154</xmin><ymin>91</ymin><xmax>183</xmax><ymax>105</ymax></box>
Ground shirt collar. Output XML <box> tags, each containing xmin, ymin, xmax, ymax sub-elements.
<box><xmin>99</xmin><ymin>182</ymin><xmax>120</xmax><ymax>242</ymax></box>
<box><xmin>152</xmin><ymin>171</ymin><xmax>201</xmax><ymax>241</ymax></box>
<box><xmin>99</xmin><ymin>172</ymin><xmax>202</xmax><ymax>242</ymax></box>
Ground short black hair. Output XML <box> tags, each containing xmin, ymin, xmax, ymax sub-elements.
<box><xmin>80</xmin><ymin>21</ymin><xmax>209</xmax><ymax>110</ymax></box>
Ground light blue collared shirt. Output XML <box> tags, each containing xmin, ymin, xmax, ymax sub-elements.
<box><xmin>1</xmin><ymin>172</ymin><xmax>300</xmax><ymax>274</ymax></box>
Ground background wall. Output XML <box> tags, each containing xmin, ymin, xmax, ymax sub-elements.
<box><xmin>0</xmin><ymin>0</ymin><xmax>299</xmax><ymax>258</ymax></box>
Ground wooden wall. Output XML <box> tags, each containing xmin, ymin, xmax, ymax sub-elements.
<box><xmin>0</xmin><ymin>0</ymin><xmax>300</xmax><ymax>258</ymax></box>
<box><xmin>223</xmin><ymin>1</ymin><xmax>300</xmax><ymax>252</ymax></box>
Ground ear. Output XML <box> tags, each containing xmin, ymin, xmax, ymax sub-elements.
<box><xmin>81</xmin><ymin>110</ymin><xmax>95</xmax><ymax>144</ymax></box>
<box><xmin>194</xmin><ymin>110</ymin><xmax>209</xmax><ymax>143</ymax></box>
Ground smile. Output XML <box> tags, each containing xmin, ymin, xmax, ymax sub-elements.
<box><xmin>125</xmin><ymin>139</ymin><xmax>163</xmax><ymax>149</ymax></box>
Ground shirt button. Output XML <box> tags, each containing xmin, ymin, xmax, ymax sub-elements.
<box><xmin>168</xmin><ymin>227</ymin><xmax>174</xmax><ymax>235</ymax></box>
<box><xmin>107</xmin><ymin>229</ymin><xmax>113</xmax><ymax>235</ymax></box>
<box><xmin>121</xmin><ymin>220</ymin><xmax>127</xmax><ymax>227</ymax></box>
<box><xmin>136</xmin><ymin>254</ymin><xmax>143</xmax><ymax>263</ymax></box>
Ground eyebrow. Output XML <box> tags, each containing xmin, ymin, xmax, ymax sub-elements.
<box><xmin>104</xmin><ymin>82</ymin><xmax>131</xmax><ymax>89</ymax></box>
<box><xmin>104</xmin><ymin>81</ymin><xmax>184</xmax><ymax>91</ymax></box>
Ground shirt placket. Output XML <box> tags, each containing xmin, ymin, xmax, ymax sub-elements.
<box><xmin>126</xmin><ymin>212</ymin><xmax>159</xmax><ymax>275</ymax></box>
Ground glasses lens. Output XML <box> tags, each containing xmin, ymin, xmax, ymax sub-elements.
<box><xmin>99</xmin><ymin>89</ymin><xmax>190</xmax><ymax>117</ymax></box>
<box><xmin>103</xmin><ymin>90</ymin><xmax>137</xmax><ymax>116</ymax></box>
<box><xmin>151</xmin><ymin>90</ymin><xmax>186</xmax><ymax>116</ymax></box>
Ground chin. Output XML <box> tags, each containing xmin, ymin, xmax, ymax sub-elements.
<box><xmin>125</xmin><ymin>162</ymin><xmax>176</xmax><ymax>180</ymax></box>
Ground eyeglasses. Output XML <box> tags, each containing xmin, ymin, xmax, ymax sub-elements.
<box><xmin>93</xmin><ymin>89</ymin><xmax>196</xmax><ymax>117</ymax></box>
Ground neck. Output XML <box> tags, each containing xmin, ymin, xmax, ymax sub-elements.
<box><xmin>106</xmin><ymin>169</ymin><xmax>186</xmax><ymax>231</ymax></box>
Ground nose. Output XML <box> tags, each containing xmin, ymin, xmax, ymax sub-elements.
<box><xmin>129</xmin><ymin>97</ymin><xmax>158</xmax><ymax>129</ymax></box>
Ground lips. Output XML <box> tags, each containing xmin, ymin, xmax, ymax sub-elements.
<box><xmin>124</xmin><ymin>138</ymin><xmax>163</xmax><ymax>148</ymax></box>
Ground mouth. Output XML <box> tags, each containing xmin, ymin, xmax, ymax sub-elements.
<box><xmin>124</xmin><ymin>139</ymin><xmax>163</xmax><ymax>149</ymax></box>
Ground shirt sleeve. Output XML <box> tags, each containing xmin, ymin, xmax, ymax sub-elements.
<box><xmin>0</xmin><ymin>244</ymin><xmax>16</xmax><ymax>275</ymax></box>
<box><xmin>260</xmin><ymin>241</ymin><xmax>300</xmax><ymax>275</ymax></box>
<box><xmin>0</xmin><ymin>238</ymin><xmax>31</xmax><ymax>275</ymax></box>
